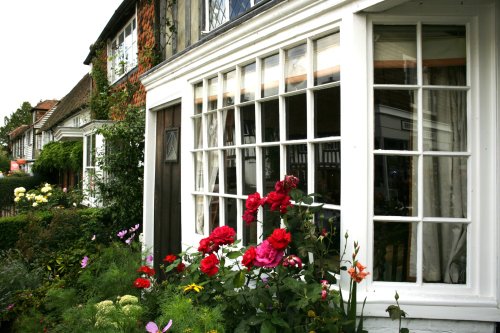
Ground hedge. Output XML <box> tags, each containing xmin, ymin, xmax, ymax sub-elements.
<box><xmin>0</xmin><ymin>215</ymin><xmax>30</xmax><ymax>251</ymax></box>
<box><xmin>0</xmin><ymin>175</ymin><xmax>42</xmax><ymax>210</ymax></box>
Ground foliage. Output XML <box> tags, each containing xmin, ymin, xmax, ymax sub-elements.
<box><xmin>0</xmin><ymin>174</ymin><xmax>42</xmax><ymax>210</ymax></box>
<box><xmin>386</xmin><ymin>291</ymin><xmax>409</xmax><ymax>333</ymax></box>
<box><xmin>32</xmin><ymin>141</ymin><xmax>83</xmax><ymax>175</ymax></box>
<box><xmin>0</xmin><ymin>148</ymin><xmax>10</xmax><ymax>172</ymax></box>
<box><xmin>13</xmin><ymin>182</ymin><xmax>83</xmax><ymax>214</ymax></box>
<box><xmin>0</xmin><ymin>101</ymin><xmax>32</xmax><ymax>150</ymax></box>
<box><xmin>90</xmin><ymin>46</ymin><xmax>110</xmax><ymax>120</ymax></box>
<box><xmin>95</xmin><ymin>107</ymin><xmax>145</xmax><ymax>230</ymax></box>
<box><xmin>0</xmin><ymin>215</ymin><xmax>31</xmax><ymax>251</ymax></box>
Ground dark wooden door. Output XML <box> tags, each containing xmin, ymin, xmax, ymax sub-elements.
<box><xmin>154</xmin><ymin>104</ymin><xmax>182</xmax><ymax>271</ymax></box>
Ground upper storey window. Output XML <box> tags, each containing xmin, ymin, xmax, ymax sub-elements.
<box><xmin>207</xmin><ymin>0</ymin><xmax>264</xmax><ymax>31</ymax></box>
<box><xmin>108</xmin><ymin>16</ymin><xmax>138</xmax><ymax>83</ymax></box>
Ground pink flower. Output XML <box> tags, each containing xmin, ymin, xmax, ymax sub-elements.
<box><xmin>81</xmin><ymin>256</ymin><xmax>89</xmax><ymax>268</ymax></box>
<box><xmin>282</xmin><ymin>255</ymin><xmax>302</xmax><ymax>269</ymax></box>
<box><xmin>146</xmin><ymin>320</ymin><xmax>172</xmax><ymax>333</ymax></box>
<box><xmin>117</xmin><ymin>229</ymin><xmax>128</xmax><ymax>239</ymax></box>
<box><xmin>254</xmin><ymin>240</ymin><xmax>284</xmax><ymax>268</ymax></box>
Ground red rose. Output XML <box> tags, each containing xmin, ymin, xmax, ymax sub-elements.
<box><xmin>176</xmin><ymin>262</ymin><xmax>186</xmax><ymax>272</ymax></box>
<box><xmin>210</xmin><ymin>226</ymin><xmax>236</xmax><ymax>246</ymax></box>
<box><xmin>163</xmin><ymin>254</ymin><xmax>177</xmax><ymax>263</ymax></box>
<box><xmin>198</xmin><ymin>237</ymin><xmax>219</xmax><ymax>254</ymax></box>
<box><xmin>200</xmin><ymin>253</ymin><xmax>219</xmax><ymax>276</ymax></box>
<box><xmin>274</xmin><ymin>175</ymin><xmax>299</xmax><ymax>194</ymax></box>
<box><xmin>265</xmin><ymin>191</ymin><xmax>291</xmax><ymax>213</ymax></box>
<box><xmin>243</xmin><ymin>210</ymin><xmax>257</xmax><ymax>225</ymax></box>
<box><xmin>267</xmin><ymin>228</ymin><xmax>292</xmax><ymax>251</ymax></box>
<box><xmin>137</xmin><ymin>265</ymin><xmax>155</xmax><ymax>276</ymax></box>
<box><xmin>242</xmin><ymin>246</ymin><xmax>257</xmax><ymax>269</ymax></box>
<box><xmin>246</xmin><ymin>192</ymin><xmax>263</xmax><ymax>212</ymax></box>
<box><xmin>133</xmin><ymin>277</ymin><xmax>151</xmax><ymax>289</ymax></box>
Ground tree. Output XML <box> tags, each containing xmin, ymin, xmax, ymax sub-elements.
<box><xmin>0</xmin><ymin>101</ymin><xmax>33</xmax><ymax>151</ymax></box>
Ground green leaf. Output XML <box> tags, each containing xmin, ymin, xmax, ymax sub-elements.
<box><xmin>227</xmin><ymin>251</ymin><xmax>242</xmax><ymax>259</ymax></box>
<box><xmin>233</xmin><ymin>270</ymin><xmax>246</xmax><ymax>288</ymax></box>
<box><xmin>260</xmin><ymin>320</ymin><xmax>277</xmax><ymax>333</ymax></box>
<box><xmin>270</xmin><ymin>316</ymin><xmax>289</xmax><ymax>328</ymax></box>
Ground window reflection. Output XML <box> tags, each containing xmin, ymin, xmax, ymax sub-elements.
<box><xmin>314</xmin><ymin>142</ymin><xmax>340</xmax><ymax>205</ymax></box>
<box><xmin>223</xmin><ymin>71</ymin><xmax>236</xmax><ymax>106</ymax></box>
<box><xmin>242</xmin><ymin>147</ymin><xmax>256</xmax><ymax>194</ymax></box>
<box><xmin>225</xmin><ymin>197</ymin><xmax>238</xmax><ymax>233</ymax></box>
<box><xmin>263</xmin><ymin>146</ymin><xmax>280</xmax><ymax>194</ymax></box>
<box><xmin>241</xmin><ymin>63</ymin><xmax>256</xmax><ymax>102</ymax></box>
<box><xmin>208</xmin><ymin>196</ymin><xmax>219</xmax><ymax>233</ymax></box>
<box><xmin>314</xmin><ymin>33</ymin><xmax>340</xmax><ymax>85</ymax></box>
<box><xmin>285</xmin><ymin>44</ymin><xmax>307</xmax><ymax>91</ymax></box>
<box><xmin>241</xmin><ymin>105</ymin><xmax>255</xmax><ymax>144</ymax></box>
<box><xmin>223</xmin><ymin>149</ymin><xmax>237</xmax><ymax>194</ymax></box>
<box><xmin>261</xmin><ymin>100</ymin><xmax>279</xmax><ymax>142</ymax></box>
<box><xmin>286</xmin><ymin>94</ymin><xmax>307</xmax><ymax>140</ymax></box>
<box><xmin>315</xmin><ymin>87</ymin><xmax>340</xmax><ymax>138</ymax></box>
<box><xmin>262</xmin><ymin>54</ymin><xmax>279</xmax><ymax>97</ymax></box>
<box><xmin>287</xmin><ymin>144</ymin><xmax>307</xmax><ymax>193</ymax></box>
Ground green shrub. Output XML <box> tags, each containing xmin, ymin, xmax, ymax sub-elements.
<box><xmin>0</xmin><ymin>215</ymin><xmax>30</xmax><ymax>251</ymax></box>
<box><xmin>0</xmin><ymin>175</ymin><xmax>42</xmax><ymax>210</ymax></box>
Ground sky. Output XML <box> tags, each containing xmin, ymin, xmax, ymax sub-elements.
<box><xmin>0</xmin><ymin>0</ymin><xmax>123</xmax><ymax>125</ymax></box>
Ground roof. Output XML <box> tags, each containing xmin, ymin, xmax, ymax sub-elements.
<box><xmin>41</xmin><ymin>74</ymin><xmax>92</xmax><ymax>131</ymax></box>
<box><xmin>84</xmin><ymin>0</ymin><xmax>136</xmax><ymax>65</ymax></box>
<box><xmin>8</xmin><ymin>124</ymin><xmax>29</xmax><ymax>140</ymax></box>
<box><xmin>32</xmin><ymin>99</ymin><xmax>59</xmax><ymax>112</ymax></box>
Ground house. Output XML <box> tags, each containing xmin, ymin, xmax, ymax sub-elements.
<box><xmin>8</xmin><ymin>124</ymin><xmax>29</xmax><ymax>171</ymax></box>
<box><xmin>139</xmin><ymin>0</ymin><xmax>500</xmax><ymax>331</ymax></box>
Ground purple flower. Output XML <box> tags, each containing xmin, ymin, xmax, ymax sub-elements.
<box><xmin>130</xmin><ymin>223</ymin><xmax>140</xmax><ymax>232</ymax></box>
<box><xmin>81</xmin><ymin>256</ymin><xmax>89</xmax><ymax>268</ymax></box>
<box><xmin>117</xmin><ymin>229</ymin><xmax>128</xmax><ymax>239</ymax></box>
<box><xmin>146</xmin><ymin>320</ymin><xmax>172</xmax><ymax>333</ymax></box>
<box><xmin>146</xmin><ymin>254</ymin><xmax>154</xmax><ymax>264</ymax></box>
<box><xmin>125</xmin><ymin>233</ymin><xmax>135</xmax><ymax>245</ymax></box>
<box><xmin>6</xmin><ymin>304</ymin><xmax>14</xmax><ymax>311</ymax></box>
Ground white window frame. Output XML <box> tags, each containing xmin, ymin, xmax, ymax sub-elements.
<box><xmin>108</xmin><ymin>13</ymin><xmax>138</xmax><ymax>84</ymax></box>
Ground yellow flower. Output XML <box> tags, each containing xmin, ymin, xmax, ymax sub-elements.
<box><xmin>32</xmin><ymin>202</ymin><xmax>38</xmax><ymax>207</ymax></box>
<box><xmin>14</xmin><ymin>197</ymin><xmax>21</xmax><ymax>203</ymax></box>
<box><xmin>183</xmin><ymin>283</ymin><xmax>204</xmax><ymax>293</ymax></box>
<box><xmin>307</xmin><ymin>310</ymin><xmax>316</xmax><ymax>318</ymax></box>
<box><xmin>206</xmin><ymin>330</ymin><xmax>218</xmax><ymax>333</ymax></box>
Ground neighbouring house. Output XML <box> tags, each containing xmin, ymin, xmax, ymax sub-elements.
<box><xmin>139</xmin><ymin>0</ymin><xmax>500</xmax><ymax>331</ymax></box>
<box><xmin>8</xmin><ymin>100</ymin><xmax>59</xmax><ymax>173</ymax></box>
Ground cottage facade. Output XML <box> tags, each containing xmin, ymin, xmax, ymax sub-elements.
<box><xmin>140</xmin><ymin>0</ymin><xmax>500</xmax><ymax>331</ymax></box>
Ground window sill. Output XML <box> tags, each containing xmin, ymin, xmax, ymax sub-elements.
<box><xmin>109</xmin><ymin>65</ymin><xmax>138</xmax><ymax>86</ymax></box>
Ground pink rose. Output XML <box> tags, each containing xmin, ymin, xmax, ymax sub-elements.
<box><xmin>254</xmin><ymin>240</ymin><xmax>284</xmax><ymax>268</ymax></box>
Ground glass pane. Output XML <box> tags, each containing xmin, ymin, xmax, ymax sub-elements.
<box><xmin>374</xmin><ymin>155</ymin><xmax>418</xmax><ymax>216</ymax></box>
<box><xmin>423</xmin><ymin>223</ymin><xmax>467</xmax><ymax>284</ymax></box>
<box><xmin>208</xmin><ymin>196</ymin><xmax>219</xmax><ymax>233</ymax></box>
<box><xmin>209</xmin><ymin>0</ymin><xmax>227</xmax><ymax>30</ymax></box>
<box><xmin>241</xmin><ymin>105</ymin><xmax>256</xmax><ymax>144</ymax></box>
<box><xmin>208</xmin><ymin>77</ymin><xmax>218</xmax><ymax>111</ymax></box>
<box><xmin>374</xmin><ymin>222</ymin><xmax>417</xmax><ymax>282</ymax></box>
<box><xmin>286</xmin><ymin>94</ymin><xmax>307</xmax><ymax>140</ymax></box>
<box><xmin>315</xmin><ymin>142</ymin><xmax>340</xmax><ymax>205</ymax></box>
<box><xmin>314</xmin><ymin>209</ymin><xmax>341</xmax><ymax>271</ymax></box>
<box><xmin>261</xmin><ymin>99</ymin><xmax>279</xmax><ymax>142</ymax></box>
<box><xmin>263</xmin><ymin>208</ymin><xmax>281</xmax><ymax>239</ymax></box>
<box><xmin>423</xmin><ymin>156</ymin><xmax>467</xmax><ymax>218</ymax></box>
<box><xmin>285</xmin><ymin>44</ymin><xmax>307</xmax><ymax>91</ymax></box>
<box><xmin>243</xmin><ymin>210</ymin><xmax>257</xmax><ymax>245</ymax></box>
<box><xmin>223</xmin><ymin>70</ymin><xmax>236</xmax><ymax>106</ymax></box>
<box><xmin>374</xmin><ymin>90</ymin><xmax>417</xmax><ymax>151</ymax></box>
<box><xmin>223</xmin><ymin>149</ymin><xmax>237</xmax><ymax>194</ymax></box>
<box><xmin>194</xmin><ymin>117</ymin><xmax>203</xmax><ymax>149</ymax></box>
<box><xmin>225</xmin><ymin>197</ymin><xmax>238</xmax><ymax>233</ymax></box>
<box><xmin>194</xmin><ymin>152</ymin><xmax>203</xmax><ymax>191</ymax></box>
<box><xmin>195</xmin><ymin>195</ymin><xmax>204</xmax><ymax>235</ymax></box>
<box><xmin>223</xmin><ymin>108</ymin><xmax>235</xmax><ymax>146</ymax></box>
<box><xmin>241</xmin><ymin>62</ymin><xmax>256</xmax><ymax>102</ymax></box>
<box><xmin>314</xmin><ymin>33</ymin><xmax>340</xmax><ymax>85</ymax></box>
<box><xmin>262</xmin><ymin>146</ymin><xmax>280</xmax><ymax>194</ymax></box>
<box><xmin>207</xmin><ymin>112</ymin><xmax>218</xmax><ymax>147</ymax></box>
<box><xmin>315</xmin><ymin>87</ymin><xmax>340</xmax><ymax>138</ymax></box>
<box><xmin>262</xmin><ymin>54</ymin><xmax>279</xmax><ymax>97</ymax></box>
<box><xmin>286</xmin><ymin>144</ymin><xmax>308</xmax><ymax>193</ymax></box>
<box><xmin>423</xmin><ymin>25</ymin><xmax>466</xmax><ymax>86</ymax></box>
<box><xmin>194</xmin><ymin>83</ymin><xmax>203</xmax><ymax>114</ymax></box>
<box><xmin>230</xmin><ymin>0</ymin><xmax>251</xmax><ymax>19</ymax></box>
<box><xmin>374</xmin><ymin>25</ymin><xmax>417</xmax><ymax>85</ymax></box>
<box><xmin>242</xmin><ymin>148</ymin><xmax>256</xmax><ymax>194</ymax></box>
<box><xmin>423</xmin><ymin>90</ymin><xmax>467</xmax><ymax>152</ymax></box>
<box><xmin>207</xmin><ymin>151</ymin><xmax>219</xmax><ymax>193</ymax></box>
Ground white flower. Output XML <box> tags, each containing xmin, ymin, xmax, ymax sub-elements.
<box><xmin>118</xmin><ymin>295</ymin><xmax>139</xmax><ymax>306</ymax></box>
<box><xmin>14</xmin><ymin>197</ymin><xmax>21</xmax><ymax>203</ymax></box>
<box><xmin>17</xmin><ymin>192</ymin><xmax>25</xmax><ymax>197</ymax></box>
<box><xmin>41</xmin><ymin>185</ymin><xmax>52</xmax><ymax>193</ymax></box>
<box><xmin>32</xmin><ymin>202</ymin><xmax>38</xmax><ymax>207</ymax></box>
<box><xmin>14</xmin><ymin>187</ymin><xmax>26</xmax><ymax>195</ymax></box>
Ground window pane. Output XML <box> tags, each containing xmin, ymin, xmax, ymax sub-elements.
<box><xmin>207</xmin><ymin>112</ymin><xmax>218</xmax><ymax>147</ymax></box>
<box><xmin>423</xmin><ymin>25</ymin><xmax>466</xmax><ymax>86</ymax></box>
<box><xmin>287</xmin><ymin>144</ymin><xmax>307</xmax><ymax>193</ymax></box>
<box><xmin>230</xmin><ymin>0</ymin><xmax>250</xmax><ymax>19</ymax></box>
<box><xmin>261</xmin><ymin>99</ymin><xmax>279</xmax><ymax>142</ymax></box>
<box><xmin>374</xmin><ymin>90</ymin><xmax>417</xmax><ymax>151</ymax></box>
<box><xmin>423</xmin><ymin>156</ymin><xmax>467</xmax><ymax>218</ymax></box>
<box><xmin>423</xmin><ymin>90</ymin><xmax>467</xmax><ymax>152</ymax></box>
<box><xmin>263</xmin><ymin>146</ymin><xmax>280</xmax><ymax>194</ymax></box>
<box><xmin>223</xmin><ymin>149</ymin><xmax>237</xmax><ymax>194</ymax></box>
<box><xmin>208</xmin><ymin>196</ymin><xmax>219</xmax><ymax>233</ymax></box>
<box><xmin>223</xmin><ymin>70</ymin><xmax>235</xmax><ymax>106</ymax></box>
<box><xmin>374</xmin><ymin>222</ymin><xmax>417</xmax><ymax>282</ymax></box>
<box><xmin>262</xmin><ymin>54</ymin><xmax>279</xmax><ymax>97</ymax></box>
<box><xmin>225</xmin><ymin>197</ymin><xmax>238</xmax><ymax>233</ymax></box>
<box><xmin>315</xmin><ymin>87</ymin><xmax>340</xmax><ymax>138</ymax></box>
<box><xmin>285</xmin><ymin>44</ymin><xmax>307</xmax><ymax>91</ymax></box>
<box><xmin>209</xmin><ymin>0</ymin><xmax>227</xmax><ymax>30</ymax></box>
<box><xmin>242</xmin><ymin>148</ymin><xmax>256</xmax><ymax>194</ymax></box>
<box><xmin>423</xmin><ymin>223</ymin><xmax>467</xmax><ymax>284</ymax></box>
<box><xmin>374</xmin><ymin>155</ymin><xmax>418</xmax><ymax>216</ymax></box>
<box><xmin>241</xmin><ymin>105</ymin><xmax>256</xmax><ymax>144</ymax></box>
<box><xmin>194</xmin><ymin>152</ymin><xmax>203</xmax><ymax>191</ymax></box>
<box><xmin>208</xmin><ymin>77</ymin><xmax>218</xmax><ymax>111</ymax></box>
<box><xmin>241</xmin><ymin>62</ymin><xmax>256</xmax><ymax>102</ymax></box>
<box><xmin>194</xmin><ymin>117</ymin><xmax>203</xmax><ymax>149</ymax></box>
<box><xmin>195</xmin><ymin>195</ymin><xmax>204</xmax><ymax>235</ymax></box>
<box><xmin>314</xmin><ymin>33</ymin><xmax>340</xmax><ymax>85</ymax></box>
<box><xmin>286</xmin><ymin>94</ymin><xmax>307</xmax><ymax>140</ymax></box>
<box><xmin>223</xmin><ymin>108</ymin><xmax>235</xmax><ymax>146</ymax></box>
<box><xmin>263</xmin><ymin>208</ymin><xmax>281</xmax><ymax>239</ymax></box>
<box><xmin>208</xmin><ymin>151</ymin><xmax>219</xmax><ymax>193</ymax></box>
<box><xmin>243</xmin><ymin>212</ymin><xmax>257</xmax><ymax>245</ymax></box>
<box><xmin>315</xmin><ymin>142</ymin><xmax>340</xmax><ymax>205</ymax></box>
<box><xmin>374</xmin><ymin>25</ymin><xmax>417</xmax><ymax>85</ymax></box>
<box><xmin>194</xmin><ymin>83</ymin><xmax>203</xmax><ymax>114</ymax></box>
<box><xmin>315</xmin><ymin>209</ymin><xmax>341</xmax><ymax>272</ymax></box>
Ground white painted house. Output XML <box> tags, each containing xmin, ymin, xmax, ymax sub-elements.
<box><xmin>140</xmin><ymin>0</ymin><xmax>500</xmax><ymax>331</ymax></box>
